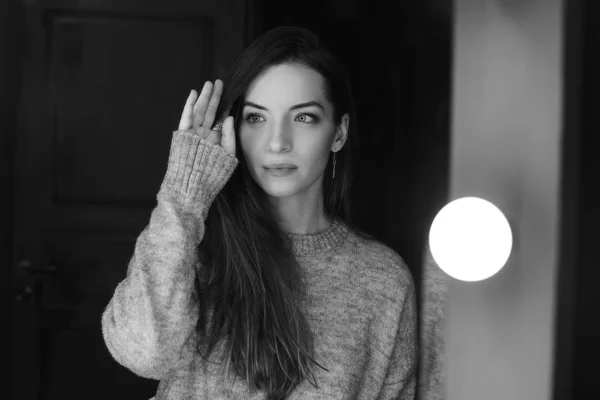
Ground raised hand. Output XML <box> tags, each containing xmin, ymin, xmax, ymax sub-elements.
<box><xmin>178</xmin><ymin>80</ymin><xmax>236</xmax><ymax>156</ymax></box>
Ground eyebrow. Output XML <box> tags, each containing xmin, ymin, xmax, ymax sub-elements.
<box><xmin>243</xmin><ymin>101</ymin><xmax>325</xmax><ymax>112</ymax></box>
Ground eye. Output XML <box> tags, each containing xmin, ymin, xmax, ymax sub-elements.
<box><xmin>245</xmin><ymin>113</ymin><xmax>264</xmax><ymax>124</ymax></box>
<box><xmin>296</xmin><ymin>113</ymin><xmax>319</xmax><ymax>123</ymax></box>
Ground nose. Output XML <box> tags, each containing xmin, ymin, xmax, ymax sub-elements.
<box><xmin>266</xmin><ymin>119</ymin><xmax>292</xmax><ymax>153</ymax></box>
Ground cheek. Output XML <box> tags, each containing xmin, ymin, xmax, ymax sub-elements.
<box><xmin>239</xmin><ymin>131</ymin><xmax>257</xmax><ymax>162</ymax></box>
<box><xmin>302</xmin><ymin>138</ymin><xmax>332</xmax><ymax>170</ymax></box>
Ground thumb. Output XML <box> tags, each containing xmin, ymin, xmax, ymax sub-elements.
<box><xmin>221</xmin><ymin>116</ymin><xmax>236</xmax><ymax>156</ymax></box>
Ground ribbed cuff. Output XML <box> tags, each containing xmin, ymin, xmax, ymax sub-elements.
<box><xmin>159</xmin><ymin>130</ymin><xmax>239</xmax><ymax>213</ymax></box>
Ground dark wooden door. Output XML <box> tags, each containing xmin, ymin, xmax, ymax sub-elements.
<box><xmin>11</xmin><ymin>1</ymin><xmax>252</xmax><ymax>399</ymax></box>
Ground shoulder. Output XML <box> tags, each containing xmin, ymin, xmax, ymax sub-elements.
<box><xmin>343</xmin><ymin>225</ymin><xmax>414</xmax><ymax>291</ymax></box>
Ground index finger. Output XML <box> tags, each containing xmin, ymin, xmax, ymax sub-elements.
<box><xmin>178</xmin><ymin>89</ymin><xmax>198</xmax><ymax>131</ymax></box>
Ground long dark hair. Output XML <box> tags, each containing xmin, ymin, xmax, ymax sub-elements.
<box><xmin>194</xmin><ymin>26</ymin><xmax>373</xmax><ymax>398</ymax></box>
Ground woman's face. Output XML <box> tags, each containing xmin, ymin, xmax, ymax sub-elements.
<box><xmin>239</xmin><ymin>63</ymin><xmax>348</xmax><ymax>200</ymax></box>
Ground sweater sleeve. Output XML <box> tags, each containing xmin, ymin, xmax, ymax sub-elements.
<box><xmin>378</xmin><ymin>269</ymin><xmax>419</xmax><ymax>400</ymax></box>
<box><xmin>101</xmin><ymin>130</ymin><xmax>238</xmax><ymax>380</ymax></box>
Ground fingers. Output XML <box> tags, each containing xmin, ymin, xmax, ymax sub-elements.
<box><xmin>178</xmin><ymin>90</ymin><xmax>197</xmax><ymax>131</ymax></box>
<box><xmin>202</xmin><ymin>79</ymin><xmax>223</xmax><ymax>130</ymax></box>
<box><xmin>220</xmin><ymin>116</ymin><xmax>236</xmax><ymax>156</ymax></box>
<box><xmin>205</xmin><ymin>129</ymin><xmax>222</xmax><ymax>146</ymax></box>
<box><xmin>210</xmin><ymin>105</ymin><xmax>231</xmax><ymax>135</ymax></box>
<box><xmin>178</xmin><ymin>81</ymin><xmax>234</xmax><ymax>156</ymax></box>
<box><xmin>220</xmin><ymin>106</ymin><xmax>232</xmax><ymax>123</ymax></box>
<box><xmin>192</xmin><ymin>81</ymin><xmax>214</xmax><ymax>129</ymax></box>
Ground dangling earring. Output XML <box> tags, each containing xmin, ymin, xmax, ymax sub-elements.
<box><xmin>332</xmin><ymin>152</ymin><xmax>337</xmax><ymax>179</ymax></box>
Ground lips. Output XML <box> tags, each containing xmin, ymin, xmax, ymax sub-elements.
<box><xmin>264</xmin><ymin>163</ymin><xmax>297</xmax><ymax>169</ymax></box>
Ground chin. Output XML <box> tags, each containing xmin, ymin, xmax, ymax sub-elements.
<box><xmin>258</xmin><ymin>180</ymin><xmax>301</xmax><ymax>199</ymax></box>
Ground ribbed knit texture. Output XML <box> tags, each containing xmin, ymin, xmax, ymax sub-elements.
<box><xmin>288</xmin><ymin>219</ymin><xmax>349</xmax><ymax>257</ymax></box>
<box><xmin>159</xmin><ymin>130</ymin><xmax>239</xmax><ymax>221</ymax></box>
<box><xmin>101</xmin><ymin>130</ymin><xmax>417</xmax><ymax>400</ymax></box>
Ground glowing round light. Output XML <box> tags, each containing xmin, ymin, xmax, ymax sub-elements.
<box><xmin>428</xmin><ymin>196</ymin><xmax>513</xmax><ymax>282</ymax></box>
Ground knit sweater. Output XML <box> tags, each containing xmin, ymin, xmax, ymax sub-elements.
<box><xmin>101</xmin><ymin>130</ymin><xmax>418</xmax><ymax>399</ymax></box>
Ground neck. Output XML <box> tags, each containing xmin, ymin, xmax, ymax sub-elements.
<box><xmin>269</xmin><ymin>184</ymin><xmax>331</xmax><ymax>235</ymax></box>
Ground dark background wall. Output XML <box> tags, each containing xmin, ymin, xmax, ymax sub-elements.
<box><xmin>570</xmin><ymin>0</ymin><xmax>600</xmax><ymax>396</ymax></box>
<box><xmin>0</xmin><ymin>0</ymin><xmax>20</xmax><ymax>392</ymax></box>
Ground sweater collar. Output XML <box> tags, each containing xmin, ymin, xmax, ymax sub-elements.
<box><xmin>286</xmin><ymin>218</ymin><xmax>350</xmax><ymax>257</ymax></box>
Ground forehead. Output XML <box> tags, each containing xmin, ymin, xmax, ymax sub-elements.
<box><xmin>246</xmin><ymin>63</ymin><xmax>327</xmax><ymax>108</ymax></box>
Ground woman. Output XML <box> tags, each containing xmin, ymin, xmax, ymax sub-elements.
<box><xmin>101</xmin><ymin>26</ymin><xmax>417</xmax><ymax>399</ymax></box>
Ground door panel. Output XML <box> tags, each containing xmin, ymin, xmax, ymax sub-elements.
<box><xmin>51</xmin><ymin>16</ymin><xmax>213</xmax><ymax>202</ymax></box>
<box><xmin>11</xmin><ymin>0</ymin><xmax>250</xmax><ymax>399</ymax></box>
